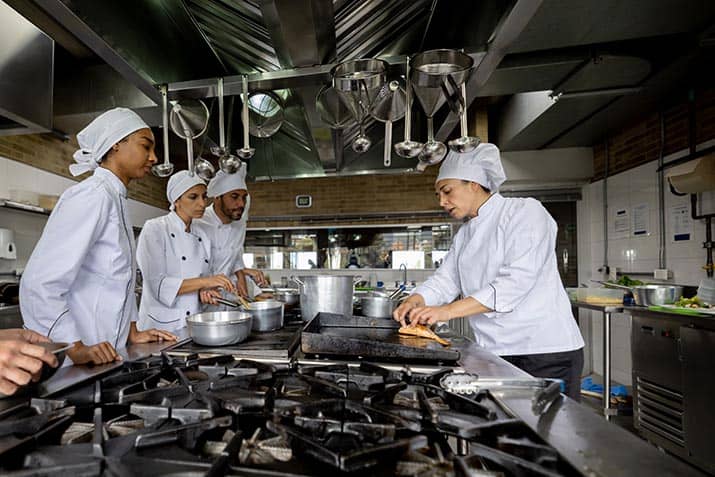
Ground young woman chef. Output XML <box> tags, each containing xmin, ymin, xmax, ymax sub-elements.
<box><xmin>136</xmin><ymin>171</ymin><xmax>236</xmax><ymax>332</ymax></box>
<box><xmin>393</xmin><ymin>143</ymin><xmax>585</xmax><ymax>400</ymax></box>
<box><xmin>20</xmin><ymin>108</ymin><xmax>177</xmax><ymax>366</ymax></box>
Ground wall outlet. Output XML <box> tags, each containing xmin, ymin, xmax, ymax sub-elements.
<box><xmin>654</xmin><ymin>269</ymin><xmax>671</xmax><ymax>280</ymax></box>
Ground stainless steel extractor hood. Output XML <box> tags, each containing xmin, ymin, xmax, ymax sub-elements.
<box><xmin>0</xmin><ymin>0</ymin><xmax>54</xmax><ymax>136</ymax></box>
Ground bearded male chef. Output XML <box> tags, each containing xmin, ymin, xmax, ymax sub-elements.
<box><xmin>393</xmin><ymin>143</ymin><xmax>585</xmax><ymax>400</ymax></box>
<box><xmin>196</xmin><ymin>167</ymin><xmax>267</xmax><ymax>302</ymax></box>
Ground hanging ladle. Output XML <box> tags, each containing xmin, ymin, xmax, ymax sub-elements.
<box><xmin>394</xmin><ymin>57</ymin><xmax>423</xmax><ymax>159</ymax></box>
<box><xmin>151</xmin><ymin>85</ymin><xmax>174</xmax><ymax>177</ymax></box>
<box><xmin>211</xmin><ymin>77</ymin><xmax>242</xmax><ymax>174</ymax></box>
<box><xmin>236</xmin><ymin>75</ymin><xmax>255</xmax><ymax>160</ymax></box>
<box><xmin>371</xmin><ymin>80</ymin><xmax>406</xmax><ymax>167</ymax></box>
<box><xmin>169</xmin><ymin>99</ymin><xmax>210</xmax><ymax>177</ymax></box>
<box><xmin>448</xmin><ymin>82</ymin><xmax>480</xmax><ymax>153</ymax></box>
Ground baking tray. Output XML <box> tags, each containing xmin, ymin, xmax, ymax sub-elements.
<box><xmin>301</xmin><ymin>313</ymin><xmax>460</xmax><ymax>363</ymax></box>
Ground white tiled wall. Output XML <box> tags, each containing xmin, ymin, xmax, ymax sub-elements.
<box><xmin>0</xmin><ymin>157</ymin><xmax>165</xmax><ymax>273</ymax></box>
<box><xmin>577</xmin><ymin>155</ymin><xmax>714</xmax><ymax>385</ymax></box>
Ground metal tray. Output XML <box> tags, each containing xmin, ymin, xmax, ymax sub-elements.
<box><xmin>301</xmin><ymin>313</ymin><xmax>460</xmax><ymax>363</ymax></box>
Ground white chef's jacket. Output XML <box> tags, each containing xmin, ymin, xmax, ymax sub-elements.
<box><xmin>136</xmin><ymin>212</ymin><xmax>211</xmax><ymax>332</ymax></box>
<box><xmin>413</xmin><ymin>194</ymin><xmax>584</xmax><ymax>356</ymax></box>
<box><xmin>20</xmin><ymin>167</ymin><xmax>136</xmax><ymax>349</ymax></box>
<box><xmin>194</xmin><ymin>198</ymin><xmax>250</xmax><ymax>278</ymax></box>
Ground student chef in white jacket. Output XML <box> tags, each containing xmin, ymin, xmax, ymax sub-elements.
<box><xmin>137</xmin><ymin>171</ymin><xmax>236</xmax><ymax>332</ymax></box>
<box><xmin>196</xmin><ymin>168</ymin><xmax>267</xmax><ymax>302</ymax></box>
<box><xmin>393</xmin><ymin>143</ymin><xmax>585</xmax><ymax>400</ymax></box>
<box><xmin>21</xmin><ymin>108</ymin><xmax>176</xmax><ymax>365</ymax></box>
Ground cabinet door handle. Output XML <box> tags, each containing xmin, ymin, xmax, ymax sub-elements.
<box><xmin>640</xmin><ymin>326</ymin><xmax>655</xmax><ymax>335</ymax></box>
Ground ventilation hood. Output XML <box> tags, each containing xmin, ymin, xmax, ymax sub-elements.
<box><xmin>0</xmin><ymin>1</ymin><xmax>53</xmax><ymax>136</ymax></box>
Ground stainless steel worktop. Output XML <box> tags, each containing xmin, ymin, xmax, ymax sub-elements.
<box><xmin>24</xmin><ymin>325</ymin><xmax>705</xmax><ymax>477</ymax></box>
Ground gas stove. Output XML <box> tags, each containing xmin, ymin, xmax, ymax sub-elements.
<box><xmin>0</xmin><ymin>351</ymin><xmax>582</xmax><ymax>476</ymax></box>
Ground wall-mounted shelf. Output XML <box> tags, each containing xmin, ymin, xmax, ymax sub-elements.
<box><xmin>0</xmin><ymin>199</ymin><xmax>51</xmax><ymax>216</ymax></box>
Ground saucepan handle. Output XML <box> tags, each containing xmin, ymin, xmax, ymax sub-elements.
<box><xmin>290</xmin><ymin>275</ymin><xmax>304</xmax><ymax>287</ymax></box>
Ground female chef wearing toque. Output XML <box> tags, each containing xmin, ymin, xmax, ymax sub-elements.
<box><xmin>393</xmin><ymin>143</ymin><xmax>585</xmax><ymax>400</ymax></box>
<box><xmin>20</xmin><ymin>108</ymin><xmax>177</xmax><ymax>366</ymax></box>
<box><xmin>136</xmin><ymin>171</ymin><xmax>236</xmax><ymax>332</ymax></box>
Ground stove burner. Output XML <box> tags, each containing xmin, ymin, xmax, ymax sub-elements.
<box><xmin>1</xmin><ymin>356</ymin><xmax>582</xmax><ymax>476</ymax></box>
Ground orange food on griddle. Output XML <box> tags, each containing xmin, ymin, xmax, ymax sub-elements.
<box><xmin>398</xmin><ymin>324</ymin><xmax>450</xmax><ymax>347</ymax></box>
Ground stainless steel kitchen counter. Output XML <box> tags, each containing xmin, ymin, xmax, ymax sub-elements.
<box><xmin>455</xmin><ymin>341</ymin><xmax>705</xmax><ymax>477</ymax></box>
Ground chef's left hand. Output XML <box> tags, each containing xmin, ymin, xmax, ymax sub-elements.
<box><xmin>407</xmin><ymin>305</ymin><xmax>452</xmax><ymax>326</ymax></box>
<box><xmin>128</xmin><ymin>324</ymin><xmax>177</xmax><ymax>344</ymax></box>
<box><xmin>199</xmin><ymin>288</ymin><xmax>222</xmax><ymax>305</ymax></box>
<box><xmin>243</xmin><ymin>268</ymin><xmax>268</xmax><ymax>287</ymax></box>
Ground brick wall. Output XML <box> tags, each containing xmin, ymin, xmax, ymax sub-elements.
<box><xmin>0</xmin><ymin>133</ymin><xmax>169</xmax><ymax>208</ymax></box>
<box><xmin>593</xmin><ymin>87</ymin><xmax>715</xmax><ymax>180</ymax></box>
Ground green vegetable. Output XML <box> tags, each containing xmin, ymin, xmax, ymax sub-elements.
<box><xmin>673</xmin><ymin>296</ymin><xmax>711</xmax><ymax>308</ymax></box>
<box><xmin>617</xmin><ymin>275</ymin><xmax>643</xmax><ymax>287</ymax></box>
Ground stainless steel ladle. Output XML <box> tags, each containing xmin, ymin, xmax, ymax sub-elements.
<box><xmin>151</xmin><ymin>85</ymin><xmax>174</xmax><ymax>177</ymax></box>
<box><xmin>394</xmin><ymin>57</ymin><xmax>423</xmax><ymax>159</ymax></box>
<box><xmin>211</xmin><ymin>77</ymin><xmax>242</xmax><ymax>174</ymax></box>
<box><xmin>237</xmin><ymin>75</ymin><xmax>255</xmax><ymax>160</ymax></box>
<box><xmin>448</xmin><ymin>82</ymin><xmax>481</xmax><ymax>153</ymax></box>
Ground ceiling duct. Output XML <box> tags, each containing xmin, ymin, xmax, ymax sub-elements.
<box><xmin>0</xmin><ymin>1</ymin><xmax>53</xmax><ymax>136</ymax></box>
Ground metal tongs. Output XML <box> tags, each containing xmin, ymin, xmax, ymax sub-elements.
<box><xmin>439</xmin><ymin>372</ymin><xmax>563</xmax><ymax>415</ymax></box>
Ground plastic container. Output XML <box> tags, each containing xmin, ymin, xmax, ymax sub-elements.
<box><xmin>576</xmin><ymin>288</ymin><xmax>624</xmax><ymax>305</ymax></box>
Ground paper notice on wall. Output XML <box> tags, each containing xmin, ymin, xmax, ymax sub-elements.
<box><xmin>670</xmin><ymin>205</ymin><xmax>692</xmax><ymax>242</ymax></box>
<box><xmin>632</xmin><ymin>203</ymin><xmax>650</xmax><ymax>236</ymax></box>
<box><xmin>612</xmin><ymin>208</ymin><xmax>630</xmax><ymax>238</ymax></box>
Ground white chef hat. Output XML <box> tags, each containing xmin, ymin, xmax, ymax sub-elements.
<box><xmin>436</xmin><ymin>143</ymin><xmax>507</xmax><ymax>191</ymax></box>
<box><xmin>207</xmin><ymin>166</ymin><xmax>248</xmax><ymax>198</ymax></box>
<box><xmin>166</xmin><ymin>170</ymin><xmax>206</xmax><ymax>211</ymax></box>
<box><xmin>70</xmin><ymin>108</ymin><xmax>149</xmax><ymax>177</ymax></box>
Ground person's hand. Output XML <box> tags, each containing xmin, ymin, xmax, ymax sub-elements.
<box><xmin>128</xmin><ymin>326</ymin><xmax>177</xmax><ymax>344</ymax></box>
<box><xmin>202</xmin><ymin>274</ymin><xmax>236</xmax><ymax>294</ymax></box>
<box><xmin>405</xmin><ymin>305</ymin><xmax>452</xmax><ymax>326</ymax></box>
<box><xmin>235</xmin><ymin>270</ymin><xmax>250</xmax><ymax>298</ymax></box>
<box><xmin>393</xmin><ymin>294</ymin><xmax>425</xmax><ymax>327</ymax></box>
<box><xmin>244</xmin><ymin>268</ymin><xmax>268</xmax><ymax>287</ymax></box>
<box><xmin>0</xmin><ymin>339</ymin><xmax>57</xmax><ymax>395</ymax></box>
<box><xmin>67</xmin><ymin>341</ymin><xmax>121</xmax><ymax>365</ymax></box>
<box><xmin>0</xmin><ymin>328</ymin><xmax>51</xmax><ymax>344</ymax></box>
<box><xmin>200</xmin><ymin>288</ymin><xmax>223</xmax><ymax>305</ymax></box>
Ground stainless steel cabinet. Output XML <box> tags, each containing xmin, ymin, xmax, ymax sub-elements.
<box><xmin>680</xmin><ymin>326</ymin><xmax>715</xmax><ymax>475</ymax></box>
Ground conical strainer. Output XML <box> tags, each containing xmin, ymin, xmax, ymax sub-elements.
<box><xmin>169</xmin><ymin>99</ymin><xmax>210</xmax><ymax>177</ymax></box>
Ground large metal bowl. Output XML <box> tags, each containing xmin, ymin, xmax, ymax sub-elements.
<box><xmin>633</xmin><ymin>285</ymin><xmax>684</xmax><ymax>306</ymax></box>
<box><xmin>243</xmin><ymin>300</ymin><xmax>284</xmax><ymax>332</ymax></box>
<box><xmin>187</xmin><ymin>311</ymin><xmax>252</xmax><ymax>346</ymax></box>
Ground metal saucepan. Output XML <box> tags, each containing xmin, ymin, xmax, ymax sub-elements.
<box><xmin>187</xmin><ymin>311</ymin><xmax>252</xmax><ymax>346</ymax></box>
<box><xmin>360</xmin><ymin>293</ymin><xmax>396</xmax><ymax>318</ymax></box>
<box><xmin>216</xmin><ymin>298</ymin><xmax>285</xmax><ymax>331</ymax></box>
<box><xmin>271</xmin><ymin>288</ymin><xmax>300</xmax><ymax>307</ymax></box>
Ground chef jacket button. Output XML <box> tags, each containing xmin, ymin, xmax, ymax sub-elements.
<box><xmin>182</xmin><ymin>256</ymin><xmax>186</xmax><ymax>260</ymax></box>
<box><xmin>204</xmin><ymin>259</ymin><xmax>209</xmax><ymax>264</ymax></box>
<box><xmin>198</xmin><ymin>237</ymin><xmax>202</xmax><ymax>242</ymax></box>
<box><xmin>186</xmin><ymin>311</ymin><xmax>190</xmax><ymax>316</ymax></box>
<box><xmin>170</xmin><ymin>233</ymin><xmax>175</xmax><ymax>238</ymax></box>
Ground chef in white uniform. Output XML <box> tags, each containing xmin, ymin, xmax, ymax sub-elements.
<box><xmin>21</xmin><ymin>108</ymin><xmax>176</xmax><ymax>365</ymax></box>
<box><xmin>196</xmin><ymin>168</ymin><xmax>267</xmax><ymax>302</ymax></box>
<box><xmin>137</xmin><ymin>171</ymin><xmax>235</xmax><ymax>332</ymax></box>
<box><xmin>393</xmin><ymin>143</ymin><xmax>585</xmax><ymax>400</ymax></box>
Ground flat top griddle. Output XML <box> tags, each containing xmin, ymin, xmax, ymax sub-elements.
<box><xmin>301</xmin><ymin>313</ymin><xmax>460</xmax><ymax>364</ymax></box>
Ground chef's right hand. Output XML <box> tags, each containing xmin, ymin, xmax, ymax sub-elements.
<box><xmin>393</xmin><ymin>294</ymin><xmax>425</xmax><ymax>327</ymax></box>
<box><xmin>202</xmin><ymin>274</ymin><xmax>236</xmax><ymax>294</ymax></box>
<box><xmin>0</xmin><ymin>337</ymin><xmax>57</xmax><ymax>395</ymax></box>
<box><xmin>67</xmin><ymin>341</ymin><xmax>121</xmax><ymax>365</ymax></box>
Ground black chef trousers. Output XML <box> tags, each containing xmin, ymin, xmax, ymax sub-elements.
<box><xmin>501</xmin><ymin>348</ymin><xmax>584</xmax><ymax>401</ymax></box>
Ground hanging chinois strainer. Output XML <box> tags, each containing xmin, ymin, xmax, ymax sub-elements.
<box><xmin>169</xmin><ymin>99</ymin><xmax>210</xmax><ymax>177</ymax></box>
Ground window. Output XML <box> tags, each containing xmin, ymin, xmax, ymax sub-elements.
<box><xmin>244</xmin><ymin>224</ymin><xmax>453</xmax><ymax>270</ymax></box>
